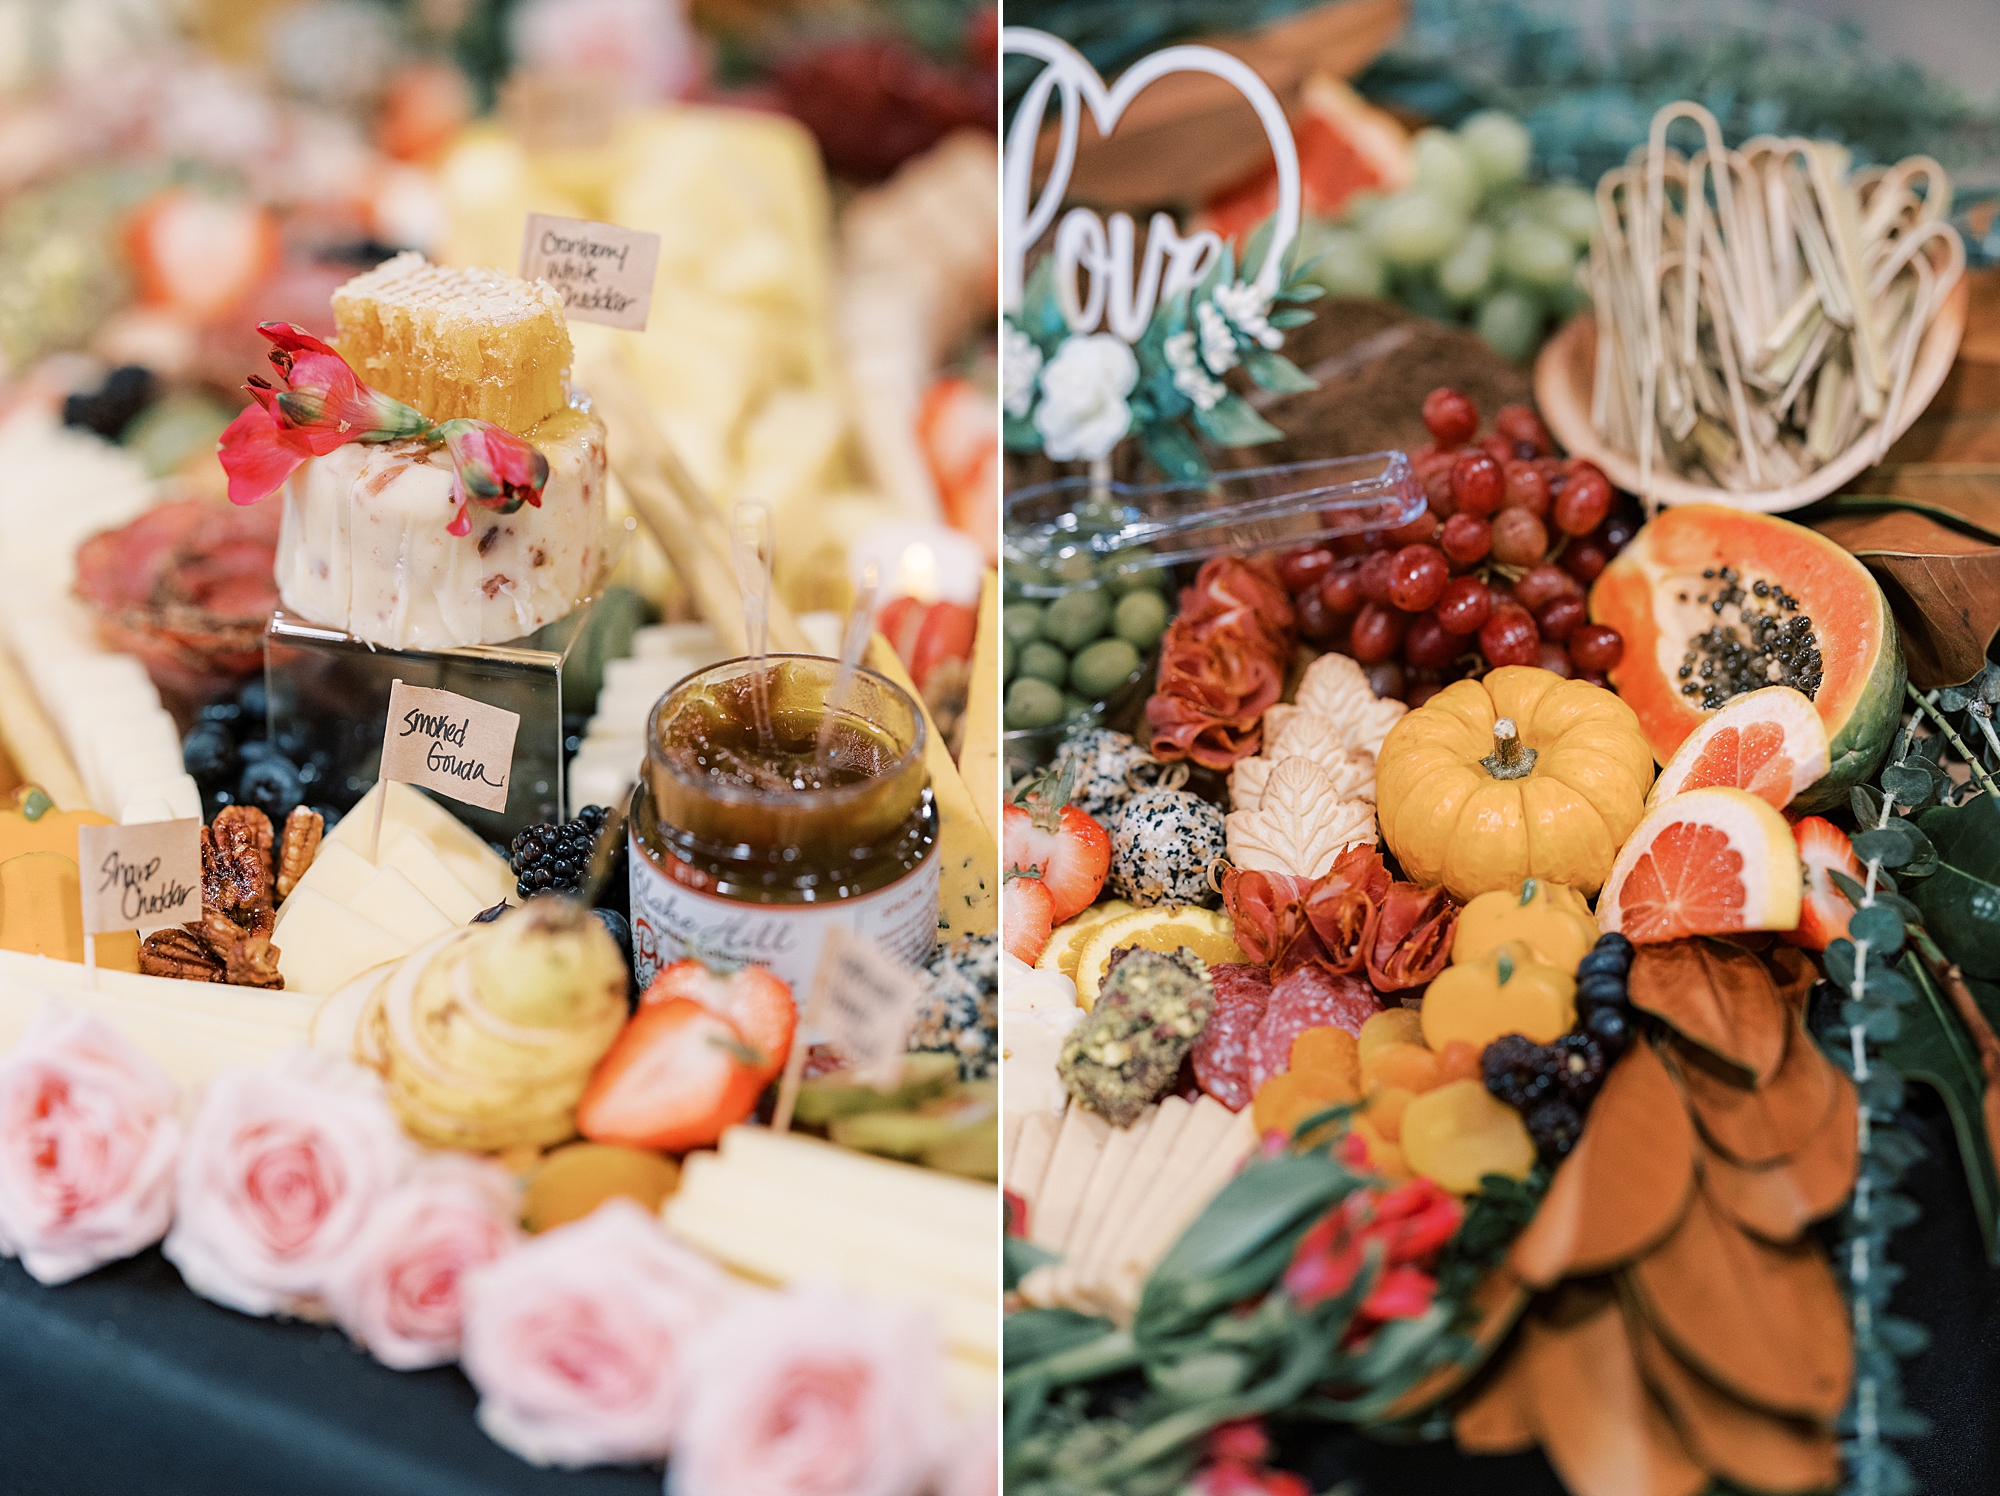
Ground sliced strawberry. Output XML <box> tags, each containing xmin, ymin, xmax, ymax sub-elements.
<box><xmin>577</xmin><ymin>997</ymin><xmax>767</xmax><ymax>1153</ymax></box>
<box><xmin>1785</xmin><ymin>816</ymin><xmax>1865</xmax><ymax>951</ymax></box>
<box><xmin>640</xmin><ymin>959</ymin><xmax>796</xmax><ymax>1082</ymax></box>
<box><xmin>1004</xmin><ymin>872</ymin><xmax>1055</xmax><ymax>965</ymax></box>
<box><xmin>127</xmin><ymin>189</ymin><xmax>279</xmax><ymax>323</ymax></box>
<box><xmin>1002</xmin><ymin>759</ymin><xmax>1111</xmax><ymax>924</ymax></box>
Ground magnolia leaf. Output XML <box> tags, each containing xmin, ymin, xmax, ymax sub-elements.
<box><xmin>1806</xmin><ymin>496</ymin><xmax>2000</xmax><ymax>689</ymax></box>
<box><xmin>1193</xmin><ymin>394</ymin><xmax>1285</xmax><ymax>449</ymax></box>
<box><xmin>1914</xmin><ymin>796</ymin><xmax>2000</xmax><ymax>980</ymax></box>
<box><xmin>1244</xmin><ymin>350</ymin><xmax>1319</xmax><ymax>394</ymax></box>
<box><xmin>1881</xmin><ymin>955</ymin><xmax>2000</xmax><ymax>1265</ymax></box>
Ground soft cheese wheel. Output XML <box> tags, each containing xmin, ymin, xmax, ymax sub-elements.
<box><xmin>332</xmin><ymin>252</ymin><xmax>571</xmax><ymax>430</ymax></box>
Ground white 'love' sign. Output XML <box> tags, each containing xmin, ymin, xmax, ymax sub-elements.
<box><xmin>1001</xmin><ymin>27</ymin><xmax>1302</xmax><ymax>342</ymax></box>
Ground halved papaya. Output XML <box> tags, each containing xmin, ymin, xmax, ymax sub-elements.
<box><xmin>1590</xmin><ymin>506</ymin><xmax>1903</xmax><ymax>811</ymax></box>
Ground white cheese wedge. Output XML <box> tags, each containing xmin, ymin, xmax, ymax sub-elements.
<box><xmin>1067</xmin><ymin>1095</ymin><xmax>1194</xmax><ymax>1312</ymax></box>
<box><xmin>1029</xmin><ymin>1105</ymin><xmax>1110</xmax><ymax>1251</ymax></box>
<box><xmin>276</xmin><ymin>838</ymin><xmax>378</xmax><ymax>924</ymax></box>
<box><xmin>1004</xmin><ymin>1108</ymin><xmax>1061</xmax><ymax>1203</ymax></box>
<box><xmin>379</xmin><ymin>831</ymin><xmax>484</xmax><ymax>924</ymax></box>
<box><xmin>1096</xmin><ymin>1096</ymin><xmax>1238</xmax><ymax>1301</ymax></box>
<box><xmin>349</xmin><ymin>866</ymin><xmax>456</xmax><ymax>948</ymax></box>
<box><xmin>1103</xmin><ymin>1107</ymin><xmax>1259</xmax><ymax>1322</ymax></box>
<box><xmin>273</xmin><ymin>887</ymin><xmax>411</xmax><ymax>995</ymax></box>
<box><xmin>328</xmin><ymin>781</ymin><xmax>513</xmax><ymax>907</ymax></box>
<box><xmin>118</xmin><ymin>773</ymin><xmax>201</xmax><ymax>823</ymax></box>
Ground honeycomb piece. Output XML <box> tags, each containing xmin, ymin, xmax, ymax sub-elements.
<box><xmin>332</xmin><ymin>252</ymin><xmax>571</xmax><ymax>431</ymax></box>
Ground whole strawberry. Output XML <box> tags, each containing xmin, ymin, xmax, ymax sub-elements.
<box><xmin>1002</xmin><ymin>759</ymin><xmax>1111</xmax><ymax>925</ymax></box>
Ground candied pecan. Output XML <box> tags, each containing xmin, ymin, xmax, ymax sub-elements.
<box><xmin>202</xmin><ymin>805</ymin><xmax>275</xmax><ymax>937</ymax></box>
<box><xmin>276</xmin><ymin>805</ymin><xmax>323</xmax><ymax>901</ymax></box>
<box><xmin>138</xmin><ymin>927</ymin><xmax>224</xmax><ymax>982</ymax></box>
<box><xmin>193</xmin><ymin>909</ymin><xmax>285</xmax><ymax>990</ymax></box>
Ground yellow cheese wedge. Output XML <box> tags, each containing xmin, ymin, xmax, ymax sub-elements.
<box><xmin>866</xmin><ymin>635</ymin><xmax>995</xmax><ymax>942</ymax></box>
<box><xmin>277</xmin><ymin>838</ymin><xmax>376</xmax><ymax>925</ymax></box>
<box><xmin>273</xmin><ymin>887</ymin><xmax>411</xmax><ymax>995</ymax></box>
<box><xmin>349</xmin><ymin>867</ymin><xmax>456</xmax><ymax>948</ymax></box>
<box><xmin>959</xmin><ymin>568</ymin><xmax>1000</xmax><ymax>842</ymax></box>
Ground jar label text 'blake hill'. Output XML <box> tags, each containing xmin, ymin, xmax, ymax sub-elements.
<box><xmin>380</xmin><ymin>680</ymin><xmax>521</xmax><ymax>813</ymax></box>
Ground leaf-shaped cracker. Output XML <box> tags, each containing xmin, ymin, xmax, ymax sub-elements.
<box><xmin>1665</xmin><ymin>1025</ymin><xmax>1836</xmax><ymax>1168</ymax></box>
<box><xmin>1699</xmin><ymin>1067</ymin><xmax>1858</xmax><ymax>1245</ymax></box>
<box><xmin>1224</xmin><ymin>756</ymin><xmax>1377</xmax><ymax>879</ymax></box>
<box><xmin>1809</xmin><ymin>498</ymin><xmax>2000</xmax><ymax>690</ymax></box>
<box><xmin>1267</xmin><ymin>711</ymin><xmax>1380</xmax><ymax>801</ymax></box>
<box><xmin>1628</xmin><ymin>940</ymin><xmax>1791</xmax><ymax>1085</ymax></box>
<box><xmin>1624</xmin><ymin>1283</ymin><xmax>1841</xmax><ymax>1494</ymax></box>
<box><xmin>1378</xmin><ymin>1268</ymin><xmax>1529</xmax><ymax>1423</ymax></box>
<box><xmin>1515</xmin><ymin>1279</ymin><xmax>1708</xmax><ymax>1496</ymax></box>
<box><xmin>1510</xmin><ymin>1040</ymin><xmax>1698</xmax><ymax>1288</ymax></box>
<box><xmin>1453</xmin><ymin>1341</ymin><xmax>1537</xmax><ymax>1456</ymax></box>
<box><xmin>1626</xmin><ymin>1188</ymin><xmax>1851</xmax><ymax>1423</ymax></box>
<box><xmin>1228</xmin><ymin>754</ymin><xmax>1275</xmax><ymax>814</ymax></box>
<box><xmin>1295</xmin><ymin>652</ymin><xmax>1407</xmax><ymax>757</ymax></box>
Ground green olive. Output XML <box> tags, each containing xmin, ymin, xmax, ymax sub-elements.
<box><xmin>1070</xmin><ymin>637</ymin><xmax>1143</xmax><ymax>699</ymax></box>
<box><xmin>1003</xmin><ymin>634</ymin><xmax>1017</xmax><ymax>683</ymax></box>
<box><xmin>1042</xmin><ymin>588</ymin><xmax>1113</xmax><ymax>651</ymax></box>
<box><xmin>1005</xmin><ymin>678</ymin><xmax>1065</xmax><ymax>730</ymax></box>
<box><xmin>1002</xmin><ymin>603</ymin><xmax>1045</xmax><ymax>647</ymax></box>
<box><xmin>1050</xmin><ymin>551</ymin><xmax>1098</xmax><ymax>585</ymax></box>
<box><xmin>1113</xmin><ymin>590</ymin><xmax>1170</xmax><ymax>651</ymax></box>
<box><xmin>1017</xmin><ymin>639</ymin><xmax>1070</xmax><ymax>686</ymax></box>
<box><xmin>1104</xmin><ymin>548</ymin><xmax>1167</xmax><ymax>594</ymax></box>
<box><xmin>1062</xmin><ymin>692</ymin><xmax>1094</xmax><ymax>721</ymax></box>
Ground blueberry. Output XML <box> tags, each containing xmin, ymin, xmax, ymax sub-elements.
<box><xmin>1585</xmin><ymin>1003</ymin><xmax>1631</xmax><ymax>1055</ymax></box>
<box><xmin>237</xmin><ymin>679</ymin><xmax>268</xmax><ymax>723</ymax></box>
<box><xmin>182</xmin><ymin>722</ymin><xmax>239</xmax><ymax>787</ymax></box>
<box><xmin>592</xmin><ymin>907</ymin><xmax>630</xmax><ymax>951</ymax></box>
<box><xmin>238</xmin><ymin>756</ymin><xmax>303</xmax><ymax>821</ymax></box>
<box><xmin>274</xmin><ymin>722</ymin><xmax>313</xmax><ymax>762</ymax></box>
<box><xmin>1592</xmin><ymin>931</ymin><xmax>1634</xmax><ymax>964</ymax></box>
<box><xmin>1575</xmin><ymin>973</ymin><xmax>1629</xmax><ymax>1010</ymax></box>
<box><xmin>200</xmin><ymin>700</ymin><xmax>245</xmax><ymax>732</ymax></box>
<box><xmin>1575</xmin><ymin>948</ymin><xmax>1629</xmax><ymax>982</ymax></box>
<box><xmin>239</xmin><ymin>738</ymin><xmax>275</xmax><ymax>765</ymax></box>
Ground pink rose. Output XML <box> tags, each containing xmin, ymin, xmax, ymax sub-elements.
<box><xmin>939</xmin><ymin>1417</ymin><xmax>999</xmax><ymax>1496</ymax></box>
<box><xmin>668</xmin><ymin>1286</ymin><xmax>947</xmax><ymax>1496</ymax></box>
<box><xmin>0</xmin><ymin>1006</ymin><xmax>181</xmax><ymax>1285</ymax></box>
<box><xmin>164</xmin><ymin>1048</ymin><xmax>413</xmax><ymax>1317</ymax></box>
<box><xmin>460</xmin><ymin>1198</ymin><xmax>734</xmax><ymax>1467</ymax></box>
<box><xmin>325</xmin><ymin>1152</ymin><xmax>521</xmax><ymax>1371</ymax></box>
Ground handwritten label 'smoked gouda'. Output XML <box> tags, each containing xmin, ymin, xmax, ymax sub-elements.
<box><xmin>380</xmin><ymin>681</ymin><xmax>521</xmax><ymax>813</ymax></box>
<box><xmin>519</xmin><ymin>213</ymin><xmax>661</xmax><ymax>331</ymax></box>
<box><xmin>77</xmin><ymin>819</ymin><xmax>201</xmax><ymax>935</ymax></box>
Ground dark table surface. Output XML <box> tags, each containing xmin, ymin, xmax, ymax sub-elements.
<box><xmin>2</xmin><ymin>1089</ymin><xmax>1993</xmax><ymax>1496</ymax></box>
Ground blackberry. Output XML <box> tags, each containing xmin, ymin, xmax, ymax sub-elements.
<box><xmin>1585</xmin><ymin>1003</ymin><xmax>1633</xmax><ymax>1056</ymax></box>
<box><xmin>1552</xmin><ymin>1033</ymin><xmax>1609</xmax><ymax>1102</ymax></box>
<box><xmin>1575</xmin><ymin>973</ymin><xmax>1629</xmax><ymax>1010</ymax></box>
<box><xmin>62</xmin><ymin>365</ymin><xmax>156</xmax><ymax>440</ymax></box>
<box><xmin>1482</xmin><ymin>1034</ymin><xmax>1563</xmax><ymax>1110</ymax></box>
<box><xmin>1526</xmin><ymin>1099</ymin><xmax>1584</xmax><ymax>1159</ymax></box>
<box><xmin>510</xmin><ymin>806</ymin><xmax>611</xmax><ymax>899</ymax></box>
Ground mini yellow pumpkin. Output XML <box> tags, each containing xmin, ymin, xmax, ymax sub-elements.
<box><xmin>1377</xmin><ymin>667</ymin><xmax>1654</xmax><ymax>901</ymax></box>
<box><xmin>1421</xmin><ymin>940</ymin><xmax>1577</xmax><ymax>1051</ymax></box>
<box><xmin>1452</xmin><ymin>877</ymin><xmax>1600</xmax><ymax>972</ymax></box>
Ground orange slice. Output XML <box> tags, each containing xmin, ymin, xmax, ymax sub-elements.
<box><xmin>1600</xmin><ymin>787</ymin><xmax>1803</xmax><ymax>944</ymax></box>
<box><xmin>1647</xmin><ymin>687</ymin><xmax>1830</xmax><ymax>813</ymax></box>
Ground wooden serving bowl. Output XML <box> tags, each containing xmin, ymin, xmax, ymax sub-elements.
<box><xmin>1533</xmin><ymin>275</ymin><xmax>1970</xmax><ymax>514</ymax></box>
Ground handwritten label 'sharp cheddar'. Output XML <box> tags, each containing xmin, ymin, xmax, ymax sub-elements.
<box><xmin>379</xmin><ymin>682</ymin><xmax>521</xmax><ymax>814</ymax></box>
<box><xmin>76</xmin><ymin>819</ymin><xmax>201</xmax><ymax>935</ymax></box>
<box><xmin>520</xmin><ymin>213</ymin><xmax>662</xmax><ymax>332</ymax></box>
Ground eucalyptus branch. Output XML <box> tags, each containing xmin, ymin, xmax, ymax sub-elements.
<box><xmin>1906</xmin><ymin>683</ymin><xmax>2000</xmax><ymax>803</ymax></box>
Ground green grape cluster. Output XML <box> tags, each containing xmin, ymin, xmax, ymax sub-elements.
<box><xmin>1299</xmin><ymin>109</ymin><xmax>1595</xmax><ymax>361</ymax></box>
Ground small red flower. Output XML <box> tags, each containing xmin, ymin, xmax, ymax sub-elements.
<box><xmin>1282</xmin><ymin>1177</ymin><xmax>1461</xmax><ymax>1341</ymax></box>
<box><xmin>437</xmin><ymin>417</ymin><xmax>550</xmax><ymax>535</ymax></box>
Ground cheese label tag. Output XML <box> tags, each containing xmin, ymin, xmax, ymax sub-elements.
<box><xmin>78</xmin><ymin>819</ymin><xmax>201</xmax><ymax>935</ymax></box>
<box><xmin>805</xmin><ymin>926</ymin><xmax>926</xmax><ymax>1087</ymax></box>
<box><xmin>380</xmin><ymin>681</ymin><xmax>520</xmax><ymax>813</ymax></box>
<box><xmin>520</xmin><ymin>213</ymin><xmax>660</xmax><ymax>330</ymax></box>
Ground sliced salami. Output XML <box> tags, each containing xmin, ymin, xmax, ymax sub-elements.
<box><xmin>1191</xmin><ymin>962</ymin><xmax>1273</xmax><ymax>1111</ymax></box>
<box><xmin>1247</xmin><ymin>966</ymin><xmax>1382</xmax><ymax>1091</ymax></box>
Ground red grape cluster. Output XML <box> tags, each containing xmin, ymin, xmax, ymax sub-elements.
<box><xmin>1277</xmin><ymin>388</ymin><xmax>1632</xmax><ymax>707</ymax></box>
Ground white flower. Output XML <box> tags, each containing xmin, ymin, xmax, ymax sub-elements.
<box><xmin>1032</xmin><ymin>334</ymin><xmax>1139</xmax><ymax>463</ymax></box>
<box><xmin>1214</xmin><ymin>281</ymin><xmax>1284</xmax><ymax>350</ymax></box>
<box><xmin>1164</xmin><ymin>330</ymin><xmax>1225</xmax><ymax>411</ymax></box>
<box><xmin>1196</xmin><ymin>301</ymin><xmax>1239</xmax><ymax>374</ymax></box>
<box><xmin>1002</xmin><ymin>324</ymin><xmax>1043</xmax><ymax>419</ymax></box>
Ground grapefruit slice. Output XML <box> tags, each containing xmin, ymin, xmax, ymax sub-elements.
<box><xmin>1784</xmin><ymin>817</ymin><xmax>1864</xmax><ymax>951</ymax></box>
<box><xmin>1647</xmin><ymin>687</ymin><xmax>1831</xmax><ymax>813</ymax></box>
<box><xmin>1599</xmin><ymin>788</ymin><xmax>1803</xmax><ymax>944</ymax></box>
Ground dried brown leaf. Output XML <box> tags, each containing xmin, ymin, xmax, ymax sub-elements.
<box><xmin>1665</xmin><ymin>1015</ymin><xmax>1836</xmax><ymax>1168</ymax></box>
<box><xmin>1628</xmin><ymin>940</ymin><xmax>1789</xmax><ymax>1085</ymax></box>
<box><xmin>1627</xmin><ymin>1188</ymin><xmax>1851</xmax><ymax>1424</ymax></box>
<box><xmin>1624</xmin><ymin>1283</ymin><xmax>1841</xmax><ymax>1493</ymax></box>
<box><xmin>1515</xmin><ymin>1279</ymin><xmax>1708</xmax><ymax>1496</ymax></box>
<box><xmin>1453</xmin><ymin>1342</ymin><xmax>1537</xmax><ymax>1457</ymax></box>
<box><xmin>1701</xmin><ymin>1071</ymin><xmax>1859</xmax><ymax>1245</ymax></box>
<box><xmin>1510</xmin><ymin>1040</ymin><xmax>1698</xmax><ymax>1288</ymax></box>
<box><xmin>1810</xmin><ymin>503</ymin><xmax>2000</xmax><ymax>691</ymax></box>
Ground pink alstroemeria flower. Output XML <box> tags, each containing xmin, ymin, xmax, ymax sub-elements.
<box><xmin>217</xmin><ymin>322</ymin><xmax>550</xmax><ymax>537</ymax></box>
<box><xmin>437</xmin><ymin>418</ymin><xmax>551</xmax><ymax>536</ymax></box>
